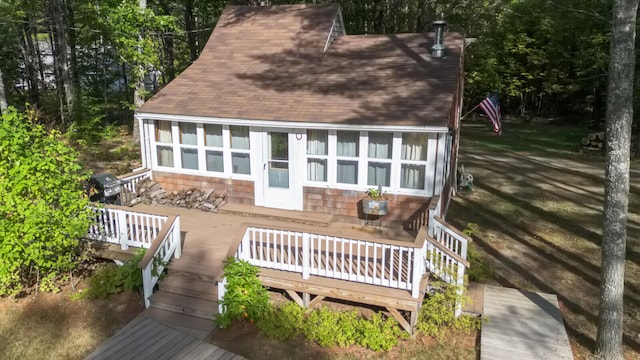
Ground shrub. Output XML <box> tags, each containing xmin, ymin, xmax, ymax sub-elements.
<box><xmin>86</xmin><ymin>264</ymin><xmax>123</xmax><ymax>299</ymax></box>
<box><xmin>303</xmin><ymin>307</ymin><xmax>361</xmax><ymax>347</ymax></box>
<box><xmin>85</xmin><ymin>251</ymin><xmax>146</xmax><ymax>299</ymax></box>
<box><xmin>417</xmin><ymin>279</ymin><xmax>482</xmax><ymax>339</ymax></box>
<box><xmin>256</xmin><ymin>301</ymin><xmax>305</xmax><ymax>341</ymax></box>
<box><xmin>357</xmin><ymin>312</ymin><xmax>408</xmax><ymax>351</ymax></box>
<box><xmin>0</xmin><ymin>107</ymin><xmax>91</xmax><ymax>295</ymax></box>
<box><xmin>216</xmin><ymin>258</ymin><xmax>271</xmax><ymax>328</ymax></box>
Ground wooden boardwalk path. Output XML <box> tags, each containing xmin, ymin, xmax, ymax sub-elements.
<box><xmin>481</xmin><ymin>285</ymin><xmax>573</xmax><ymax>360</ymax></box>
<box><xmin>86</xmin><ymin>316</ymin><xmax>245</xmax><ymax>360</ymax></box>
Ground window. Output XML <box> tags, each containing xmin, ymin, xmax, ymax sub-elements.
<box><xmin>230</xmin><ymin>126</ymin><xmax>250</xmax><ymax>175</ymax></box>
<box><xmin>155</xmin><ymin>121</ymin><xmax>174</xmax><ymax>167</ymax></box>
<box><xmin>179</xmin><ymin>123</ymin><xmax>198</xmax><ymax>170</ymax></box>
<box><xmin>204</xmin><ymin>124</ymin><xmax>224</xmax><ymax>172</ymax></box>
<box><xmin>307</xmin><ymin>130</ymin><xmax>328</xmax><ymax>182</ymax></box>
<box><xmin>336</xmin><ymin>131</ymin><xmax>359</xmax><ymax>184</ymax></box>
<box><xmin>367</xmin><ymin>132</ymin><xmax>393</xmax><ymax>187</ymax></box>
<box><xmin>400</xmin><ymin>133</ymin><xmax>428</xmax><ymax>189</ymax></box>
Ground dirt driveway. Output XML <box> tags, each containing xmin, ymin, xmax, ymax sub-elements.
<box><xmin>448</xmin><ymin>147</ymin><xmax>640</xmax><ymax>359</ymax></box>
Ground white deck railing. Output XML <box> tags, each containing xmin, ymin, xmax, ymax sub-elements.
<box><xmin>138</xmin><ymin>215</ymin><xmax>181</xmax><ymax>308</ymax></box>
<box><xmin>119</xmin><ymin>169</ymin><xmax>152</xmax><ymax>194</ymax></box>
<box><xmin>233</xmin><ymin>225</ymin><xmax>426</xmax><ymax>298</ymax></box>
<box><xmin>86</xmin><ymin>205</ymin><xmax>167</xmax><ymax>249</ymax></box>
<box><xmin>425</xmin><ymin>216</ymin><xmax>472</xmax><ymax>316</ymax></box>
<box><xmin>85</xmin><ymin>204</ymin><xmax>181</xmax><ymax>308</ymax></box>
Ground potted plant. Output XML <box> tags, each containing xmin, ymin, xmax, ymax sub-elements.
<box><xmin>362</xmin><ymin>186</ymin><xmax>389</xmax><ymax>216</ymax></box>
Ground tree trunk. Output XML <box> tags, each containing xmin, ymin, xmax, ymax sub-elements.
<box><xmin>51</xmin><ymin>0</ymin><xmax>74</xmax><ymax>129</ymax></box>
<box><xmin>67</xmin><ymin>0</ymin><xmax>81</xmax><ymax>113</ymax></box>
<box><xmin>22</xmin><ymin>19</ymin><xmax>40</xmax><ymax>106</ymax></box>
<box><xmin>184</xmin><ymin>0</ymin><xmax>198</xmax><ymax>62</ymax></box>
<box><xmin>160</xmin><ymin>1</ymin><xmax>175</xmax><ymax>82</ymax></box>
<box><xmin>48</xmin><ymin>14</ymin><xmax>66</xmax><ymax>126</ymax></box>
<box><xmin>132</xmin><ymin>0</ymin><xmax>147</xmax><ymax>144</ymax></box>
<box><xmin>594</xmin><ymin>0</ymin><xmax>639</xmax><ymax>358</ymax></box>
<box><xmin>0</xmin><ymin>66</ymin><xmax>7</xmax><ymax>111</ymax></box>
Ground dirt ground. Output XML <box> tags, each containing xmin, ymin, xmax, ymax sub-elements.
<box><xmin>448</xmin><ymin>146</ymin><xmax>640</xmax><ymax>359</ymax></box>
<box><xmin>0</xmin><ymin>284</ymin><xmax>143</xmax><ymax>360</ymax></box>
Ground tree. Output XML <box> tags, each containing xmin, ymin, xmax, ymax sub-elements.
<box><xmin>0</xmin><ymin>67</ymin><xmax>7</xmax><ymax>111</ymax></box>
<box><xmin>595</xmin><ymin>0</ymin><xmax>639</xmax><ymax>358</ymax></box>
<box><xmin>0</xmin><ymin>107</ymin><xmax>91</xmax><ymax>295</ymax></box>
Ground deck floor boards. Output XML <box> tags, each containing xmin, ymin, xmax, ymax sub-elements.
<box><xmin>480</xmin><ymin>285</ymin><xmax>573</xmax><ymax>360</ymax></box>
<box><xmin>86</xmin><ymin>316</ymin><xmax>244</xmax><ymax>360</ymax></box>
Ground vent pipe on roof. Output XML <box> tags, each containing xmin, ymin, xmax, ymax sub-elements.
<box><xmin>430</xmin><ymin>20</ymin><xmax>447</xmax><ymax>58</ymax></box>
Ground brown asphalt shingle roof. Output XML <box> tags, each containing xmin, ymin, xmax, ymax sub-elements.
<box><xmin>137</xmin><ymin>4</ymin><xmax>463</xmax><ymax>128</ymax></box>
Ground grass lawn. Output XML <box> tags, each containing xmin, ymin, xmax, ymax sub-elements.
<box><xmin>449</xmin><ymin>119</ymin><xmax>640</xmax><ymax>359</ymax></box>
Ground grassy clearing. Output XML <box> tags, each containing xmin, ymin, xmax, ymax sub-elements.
<box><xmin>0</xmin><ymin>289</ymin><xmax>142</xmax><ymax>360</ymax></box>
<box><xmin>462</xmin><ymin>118</ymin><xmax>592</xmax><ymax>156</ymax></box>
<box><xmin>449</xmin><ymin>119</ymin><xmax>640</xmax><ymax>359</ymax></box>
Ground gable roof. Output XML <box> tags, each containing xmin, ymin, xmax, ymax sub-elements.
<box><xmin>137</xmin><ymin>4</ymin><xmax>464</xmax><ymax>128</ymax></box>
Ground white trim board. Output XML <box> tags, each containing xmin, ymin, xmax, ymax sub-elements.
<box><xmin>135</xmin><ymin>113</ymin><xmax>449</xmax><ymax>134</ymax></box>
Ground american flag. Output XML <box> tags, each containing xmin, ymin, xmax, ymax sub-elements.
<box><xmin>478</xmin><ymin>93</ymin><xmax>502</xmax><ymax>135</ymax></box>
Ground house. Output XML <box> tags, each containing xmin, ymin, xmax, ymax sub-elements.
<box><xmin>135</xmin><ymin>4</ymin><xmax>464</xmax><ymax>227</ymax></box>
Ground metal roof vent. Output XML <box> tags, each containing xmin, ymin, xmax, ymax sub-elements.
<box><xmin>430</xmin><ymin>20</ymin><xmax>447</xmax><ymax>58</ymax></box>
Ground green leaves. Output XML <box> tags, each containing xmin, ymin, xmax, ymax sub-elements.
<box><xmin>0</xmin><ymin>107</ymin><xmax>91</xmax><ymax>295</ymax></box>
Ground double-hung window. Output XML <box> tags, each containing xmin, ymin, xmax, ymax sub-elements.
<box><xmin>204</xmin><ymin>124</ymin><xmax>224</xmax><ymax>172</ymax></box>
<box><xmin>336</xmin><ymin>131</ymin><xmax>359</xmax><ymax>184</ymax></box>
<box><xmin>179</xmin><ymin>123</ymin><xmax>198</xmax><ymax>170</ymax></box>
<box><xmin>155</xmin><ymin>120</ymin><xmax>174</xmax><ymax>167</ymax></box>
<box><xmin>367</xmin><ymin>132</ymin><xmax>393</xmax><ymax>187</ymax></box>
<box><xmin>400</xmin><ymin>133</ymin><xmax>428</xmax><ymax>189</ymax></box>
<box><xmin>307</xmin><ymin>130</ymin><xmax>328</xmax><ymax>182</ymax></box>
<box><xmin>230</xmin><ymin>126</ymin><xmax>251</xmax><ymax>175</ymax></box>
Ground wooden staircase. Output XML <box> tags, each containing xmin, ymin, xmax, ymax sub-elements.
<box><xmin>142</xmin><ymin>260</ymin><xmax>220</xmax><ymax>339</ymax></box>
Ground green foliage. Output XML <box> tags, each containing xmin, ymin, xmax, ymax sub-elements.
<box><xmin>462</xmin><ymin>223</ymin><xmax>494</xmax><ymax>283</ymax></box>
<box><xmin>303</xmin><ymin>307</ymin><xmax>361</xmax><ymax>347</ymax></box>
<box><xmin>356</xmin><ymin>312</ymin><xmax>409</xmax><ymax>351</ymax></box>
<box><xmin>86</xmin><ymin>264</ymin><xmax>123</xmax><ymax>299</ymax></box>
<box><xmin>417</xmin><ymin>280</ymin><xmax>482</xmax><ymax>339</ymax></box>
<box><xmin>216</xmin><ymin>258</ymin><xmax>271</xmax><ymax>328</ymax></box>
<box><xmin>86</xmin><ymin>251</ymin><xmax>146</xmax><ymax>299</ymax></box>
<box><xmin>0</xmin><ymin>107</ymin><xmax>91</xmax><ymax>295</ymax></box>
<box><xmin>255</xmin><ymin>301</ymin><xmax>305</xmax><ymax>341</ymax></box>
<box><xmin>257</xmin><ymin>303</ymin><xmax>407</xmax><ymax>351</ymax></box>
<box><xmin>105</xmin><ymin>1</ymin><xmax>179</xmax><ymax>87</ymax></box>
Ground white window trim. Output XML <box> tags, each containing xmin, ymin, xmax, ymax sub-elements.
<box><xmin>302</xmin><ymin>130</ymin><xmax>433</xmax><ymax>196</ymax></box>
<box><xmin>149</xmin><ymin>121</ymin><xmax>254</xmax><ymax>181</ymax></box>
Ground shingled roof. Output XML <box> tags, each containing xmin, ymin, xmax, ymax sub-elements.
<box><xmin>137</xmin><ymin>4</ymin><xmax>464</xmax><ymax>128</ymax></box>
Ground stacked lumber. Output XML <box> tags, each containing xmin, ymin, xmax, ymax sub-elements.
<box><xmin>580</xmin><ymin>131</ymin><xmax>604</xmax><ymax>151</ymax></box>
<box><xmin>129</xmin><ymin>178</ymin><xmax>226</xmax><ymax>212</ymax></box>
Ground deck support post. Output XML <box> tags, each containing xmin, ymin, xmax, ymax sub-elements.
<box><xmin>303</xmin><ymin>293</ymin><xmax>310</xmax><ymax>307</ymax></box>
<box><xmin>117</xmin><ymin>211</ymin><xmax>128</xmax><ymax>250</ymax></box>
<box><xmin>173</xmin><ymin>216</ymin><xmax>182</xmax><ymax>259</ymax></box>
<box><xmin>286</xmin><ymin>290</ymin><xmax>305</xmax><ymax>307</ymax></box>
<box><xmin>411</xmin><ymin>248</ymin><xmax>423</xmax><ymax>298</ymax></box>
<box><xmin>302</xmin><ymin>233</ymin><xmax>310</xmax><ymax>280</ymax></box>
<box><xmin>387</xmin><ymin>307</ymin><xmax>412</xmax><ymax>335</ymax></box>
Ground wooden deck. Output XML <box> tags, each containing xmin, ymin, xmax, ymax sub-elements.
<box><xmin>480</xmin><ymin>285</ymin><xmax>573</xmax><ymax>360</ymax></box>
<box><xmin>86</xmin><ymin>315</ymin><xmax>245</xmax><ymax>360</ymax></box>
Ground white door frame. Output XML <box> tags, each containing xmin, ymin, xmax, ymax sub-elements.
<box><xmin>255</xmin><ymin>128</ymin><xmax>304</xmax><ymax>210</ymax></box>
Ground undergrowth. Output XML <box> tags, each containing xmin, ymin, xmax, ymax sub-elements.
<box><xmin>83</xmin><ymin>250</ymin><xmax>145</xmax><ymax>299</ymax></box>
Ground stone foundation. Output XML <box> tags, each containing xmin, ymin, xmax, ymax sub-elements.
<box><xmin>152</xmin><ymin>171</ymin><xmax>254</xmax><ymax>205</ymax></box>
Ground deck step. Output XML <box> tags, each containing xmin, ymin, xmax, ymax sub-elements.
<box><xmin>160</xmin><ymin>275</ymin><xmax>218</xmax><ymax>301</ymax></box>
<box><xmin>140</xmin><ymin>307</ymin><xmax>217</xmax><ymax>340</ymax></box>
<box><xmin>167</xmin><ymin>260</ymin><xmax>221</xmax><ymax>282</ymax></box>
<box><xmin>219</xmin><ymin>203</ymin><xmax>333</xmax><ymax>227</ymax></box>
<box><xmin>149</xmin><ymin>290</ymin><xmax>218</xmax><ymax>320</ymax></box>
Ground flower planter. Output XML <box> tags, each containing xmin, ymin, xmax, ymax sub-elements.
<box><xmin>362</xmin><ymin>198</ymin><xmax>389</xmax><ymax>216</ymax></box>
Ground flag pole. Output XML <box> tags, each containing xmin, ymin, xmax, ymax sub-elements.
<box><xmin>460</xmin><ymin>103</ymin><xmax>480</xmax><ymax>120</ymax></box>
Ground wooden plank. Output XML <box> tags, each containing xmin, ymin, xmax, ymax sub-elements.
<box><xmin>480</xmin><ymin>286</ymin><xmax>573</xmax><ymax>360</ymax></box>
<box><xmin>146</xmin><ymin>333</ymin><xmax>200</xmax><ymax>360</ymax></box>
<box><xmin>108</xmin><ymin>323</ymin><xmax>174</xmax><ymax>359</ymax></box>
<box><xmin>90</xmin><ymin>318</ymin><xmax>165</xmax><ymax>360</ymax></box>
<box><xmin>86</xmin><ymin>317</ymin><xmax>156</xmax><ymax>359</ymax></box>
<box><xmin>386</xmin><ymin>307</ymin><xmax>412</xmax><ymax>334</ymax></box>
<box><xmin>258</xmin><ymin>269</ymin><xmax>423</xmax><ymax>311</ymax></box>
<box><xmin>307</xmin><ymin>295</ymin><xmax>325</xmax><ymax>308</ymax></box>
<box><xmin>285</xmin><ymin>289</ymin><xmax>304</xmax><ymax>307</ymax></box>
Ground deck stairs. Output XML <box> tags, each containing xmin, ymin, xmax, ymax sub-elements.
<box><xmin>144</xmin><ymin>205</ymin><xmax>335</xmax><ymax>338</ymax></box>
